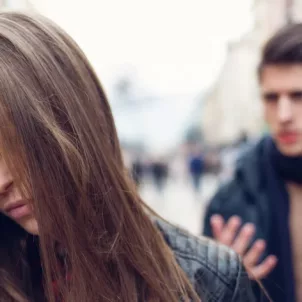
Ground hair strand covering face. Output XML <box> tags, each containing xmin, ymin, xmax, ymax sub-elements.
<box><xmin>0</xmin><ymin>12</ymin><xmax>200</xmax><ymax>302</ymax></box>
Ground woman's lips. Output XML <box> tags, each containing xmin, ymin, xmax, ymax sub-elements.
<box><xmin>4</xmin><ymin>202</ymin><xmax>32</xmax><ymax>220</ymax></box>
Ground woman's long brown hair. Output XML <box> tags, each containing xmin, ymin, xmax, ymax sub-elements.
<box><xmin>0</xmin><ymin>12</ymin><xmax>200</xmax><ymax>302</ymax></box>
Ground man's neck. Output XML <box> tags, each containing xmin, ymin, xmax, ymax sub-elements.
<box><xmin>287</xmin><ymin>182</ymin><xmax>302</xmax><ymax>193</ymax></box>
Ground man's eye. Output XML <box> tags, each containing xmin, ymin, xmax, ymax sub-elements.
<box><xmin>290</xmin><ymin>91</ymin><xmax>302</xmax><ymax>100</ymax></box>
<box><xmin>263</xmin><ymin>93</ymin><xmax>278</xmax><ymax>103</ymax></box>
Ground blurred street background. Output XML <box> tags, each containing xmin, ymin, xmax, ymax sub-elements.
<box><xmin>4</xmin><ymin>0</ymin><xmax>301</xmax><ymax>234</ymax></box>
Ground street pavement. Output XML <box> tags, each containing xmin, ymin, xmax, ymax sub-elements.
<box><xmin>139</xmin><ymin>174</ymin><xmax>218</xmax><ymax>235</ymax></box>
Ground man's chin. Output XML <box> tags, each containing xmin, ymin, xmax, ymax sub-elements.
<box><xmin>276</xmin><ymin>142</ymin><xmax>302</xmax><ymax>157</ymax></box>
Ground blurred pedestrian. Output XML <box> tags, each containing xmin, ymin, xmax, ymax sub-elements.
<box><xmin>131</xmin><ymin>156</ymin><xmax>144</xmax><ymax>187</ymax></box>
<box><xmin>188</xmin><ymin>151</ymin><xmax>204</xmax><ymax>193</ymax></box>
<box><xmin>150</xmin><ymin>159</ymin><xmax>169</xmax><ymax>193</ymax></box>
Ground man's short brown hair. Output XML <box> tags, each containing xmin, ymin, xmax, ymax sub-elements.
<box><xmin>259</xmin><ymin>23</ymin><xmax>302</xmax><ymax>78</ymax></box>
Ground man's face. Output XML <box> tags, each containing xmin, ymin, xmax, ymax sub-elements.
<box><xmin>261</xmin><ymin>64</ymin><xmax>302</xmax><ymax>156</ymax></box>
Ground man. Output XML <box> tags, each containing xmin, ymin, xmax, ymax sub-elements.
<box><xmin>203</xmin><ymin>23</ymin><xmax>302</xmax><ymax>302</ymax></box>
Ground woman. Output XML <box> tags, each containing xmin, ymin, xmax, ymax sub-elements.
<box><xmin>0</xmin><ymin>12</ymin><xmax>255</xmax><ymax>302</ymax></box>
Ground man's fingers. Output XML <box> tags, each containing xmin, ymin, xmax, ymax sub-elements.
<box><xmin>210</xmin><ymin>215</ymin><xmax>277</xmax><ymax>281</ymax></box>
<box><xmin>232</xmin><ymin>223</ymin><xmax>255</xmax><ymax>255</ymax></box>
<box><xmin>248</xmin><ymin>256</ymin><xmax>278</xmax><ymax>280</ymax></box>
<box><xmin>210</xmin><ymin>215</ymin><xmax>225</xmax><ymax>239</ymax></box>
<box><xmin>219</xmin><ymin>216</ymin><xmax>241</xmax><ymax>246</ymax></box>
<box><xmin>244</xmin><ymin>239</ymin><xmax>266</xmax><ymax>267</ymax></box>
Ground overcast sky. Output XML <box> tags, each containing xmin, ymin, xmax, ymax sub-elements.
<box><xmin>30</xmin><ymin>0</ymin><xmax>254</xmax><ymax>95</ymax></box>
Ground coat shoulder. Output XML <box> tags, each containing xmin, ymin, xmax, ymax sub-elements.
<box><xmin>155</xmin><ymin>219</ymin><xmax>256</xmax><ymax>301</ymax></box>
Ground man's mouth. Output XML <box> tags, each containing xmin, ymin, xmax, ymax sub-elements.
<box><xmin>277</xmin><ymin>132</ymin><xmax>299</xmax><ymax>145</ymax></box>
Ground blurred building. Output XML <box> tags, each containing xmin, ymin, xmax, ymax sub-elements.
<box><xmin>0</xmin><ymin>0</ymin><xmax>32</xmax><ymax>9</ymax></box>
<box><xmin>201</xmin><ymin>35</ymin><xmax>261</xmax><ymax>145</ymax></box>
<box><xmin>201</xmin><ymin>0</ymin><xmax>302</xmax><ymax>146</ymax></box>
<box><xmin>291</xmin><ymin>0</ymin><xmax>302</xmax><ymax>21</ymax></box>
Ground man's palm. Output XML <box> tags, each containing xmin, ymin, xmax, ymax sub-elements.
<box><xmin>210</xmin><ymin>215</ymin><xmax>277</xmax><ymax>280</ymax></box>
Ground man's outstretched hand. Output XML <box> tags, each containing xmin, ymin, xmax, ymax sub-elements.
<box><xmin>210</xmin><ymin>214</ymin><xmax>278</xmax><ymax>280</ymax></box>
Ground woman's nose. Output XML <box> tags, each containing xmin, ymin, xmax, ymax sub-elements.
<box><xmin>0</xmin><ymin>177</ymin><xmax>13</xmax><ymax>195</ymax></box>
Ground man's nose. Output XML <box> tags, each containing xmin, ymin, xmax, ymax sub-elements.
<box><xmin>277</xmin><ymin>96</ymin><xmax>294</xmax><ymax>123</ymax></box>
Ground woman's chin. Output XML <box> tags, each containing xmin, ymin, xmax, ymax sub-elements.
<box><xmin>19</xmin><ymin>216</ymin><xmax>39</xmax><ymax>235</ymax></box>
